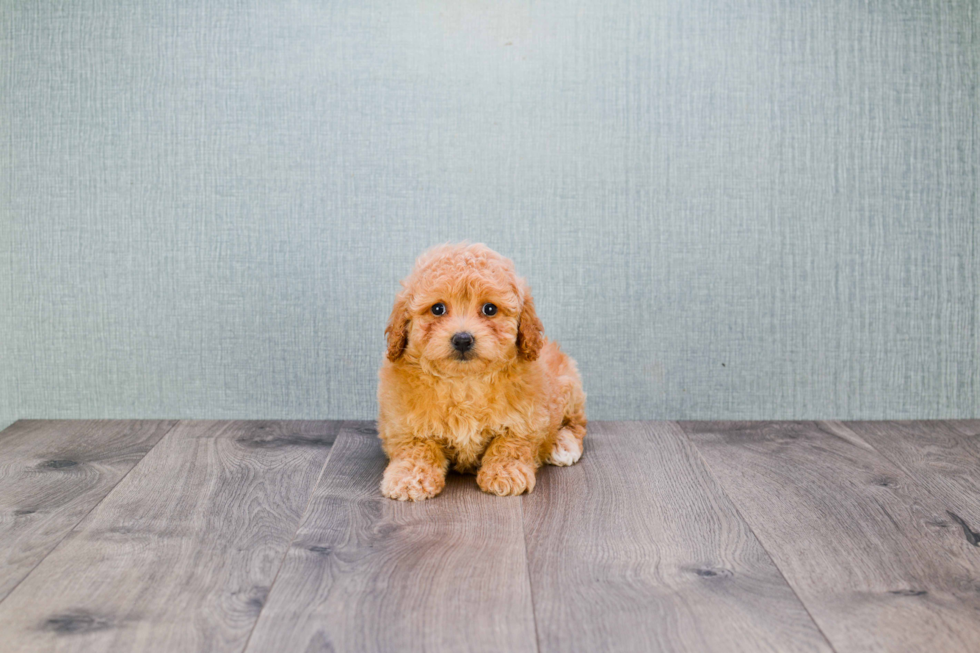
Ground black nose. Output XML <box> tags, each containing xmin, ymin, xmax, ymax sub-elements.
<box><xmin>451</xmin><ymin>332</ymin><xmax>474</xmax><ymax>352</ymax></box>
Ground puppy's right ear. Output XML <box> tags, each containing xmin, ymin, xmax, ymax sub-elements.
<box><xmin>385</xmin><ymin>292</ymin><xmax>411</xmax><ymax>361</ymax></box>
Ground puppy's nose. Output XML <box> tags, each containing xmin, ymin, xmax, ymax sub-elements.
<box><xmin>451</xmin><ymin>332</ymin><xmax>475</xmax><ymax>352</ymax></box>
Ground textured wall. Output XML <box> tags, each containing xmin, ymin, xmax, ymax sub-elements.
<box><xmin>1</xmin><ymin>1</ymin><xmax>977</xmax><ymax>424</ymax></box>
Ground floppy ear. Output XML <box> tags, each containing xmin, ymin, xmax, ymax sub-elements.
<box><xmin>385</xmin><ymin>292</ymin><xmax>411</xmax><ymax>361</ymax></box>
<box><xmin>516</xmin><ymin>283</ymin><xmax>544</xmax><ymax>361</ymax></box>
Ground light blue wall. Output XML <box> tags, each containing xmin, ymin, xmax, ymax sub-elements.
<box><xmin>1</xmin><ymin>1</ymin><xmax>977</xmax><ymax>424</ymax></box>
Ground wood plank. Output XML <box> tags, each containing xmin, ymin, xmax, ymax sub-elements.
<box><xmin>947</xmin><ymin>420</ymin><xmax>980</xmax><ymax>437</ymax></box>
<box><xmin>245</xmin><ymin>424</ymin><xmax>537</xmax><ymax>653</ymax></box>
<box><xmin>522</xmin><ymin>421</ymin><xmax>831</xmax><ymax>653</ymax></box>
<box><xmin>841</xmin><ymin>421</ymin><xmax>980</xmax><ymax>550</ymax></box>
<box><xmin>0</xmin><ymin>420</ymin><xmax>339</xmax><ymax>653</ymax></box>
<box><xmin>0</xmin><ymin>420</ymin><xmax>176</xmax><ymax>602</ymax></box>
<box><xmin>682</xmin><ymin>420</ymin><xmax>980</xmax><ymax>652</ymax></box>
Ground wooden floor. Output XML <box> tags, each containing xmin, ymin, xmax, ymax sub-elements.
<box><xmin>0</xmin><ymin>421</ymin><xmax>978</xmax><ymax>652</ymax></box>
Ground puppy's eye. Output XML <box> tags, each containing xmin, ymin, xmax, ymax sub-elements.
<box><xmin>431</xmin><ymin>303</ymin><xmax>446</xmax><ymax>316</ymax></box>
<box><xmin>481</xmin><ymin>303</ymin><xmax>497</xmax><ymax>317</ymax></box>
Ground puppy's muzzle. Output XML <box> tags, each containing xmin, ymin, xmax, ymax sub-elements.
<box><xmin>451</xmin><ymin>332</ymin><xmax>475</xmax><ymax>354</ymax></box>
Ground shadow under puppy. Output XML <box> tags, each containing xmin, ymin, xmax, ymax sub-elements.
<box><xmin>377</xmin><ymin>242</ymin><xmax>587</xmax><ymax>500</ymax></box>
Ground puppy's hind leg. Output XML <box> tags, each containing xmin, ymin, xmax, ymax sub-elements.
<box><xmin>546</xmin><ymin>427</ymin><xmax>583</xmax><ymax>466</ymax></box>
<box><xmin>546</xmin><ymin>393</ymin><xmax>587</xmax><ymax>467</ymax></box>
<box><xmin>547</xmin><ymin>432</ymin><xmax>581</xmax><ymax>466</ymax></box>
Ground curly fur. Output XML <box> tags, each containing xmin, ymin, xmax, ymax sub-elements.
<box><xmin>377</xmin><ymin>242</ymin><xmax>587</xmax><ymax>500</ymax></box>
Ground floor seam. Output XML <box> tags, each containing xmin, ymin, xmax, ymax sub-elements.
<box><xmin>519</xmin><ymin>493</ymin><xmax>544</xmax><ymax>653</ymax></box>
<box><xmin>237</xmin><ymin>419</ymin><xmax>346</xmax><ymax>653</ymax></box>
<box><xmin>673</xmin><ymin>421</ymin><xmax>842</xmax><ymax>653</ymax></box>
<box><xmin>0</xmin><ymin>419</ymin><xmax>182</xmax><ymax>608</ymax></box>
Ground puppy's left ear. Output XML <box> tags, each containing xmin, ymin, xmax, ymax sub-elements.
<box><xmin>385</xmin><ymin>291</ymin><xmax>411</xmax><ymax>361</ymax></box>
<box><xmin>516</xmin><ymin>282</ymin><xmax>544</xmax><ymax>361</ymax></box>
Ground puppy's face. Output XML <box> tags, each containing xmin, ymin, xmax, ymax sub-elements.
<box><xmin>385</xmin><ymin>244</ymin><xmax>543</xmax><ymax>375</ymax></box>
<box><xmin>410</xmin><ymin>281</ymin><xmax>521</xmax><ymax>374</ymax></box>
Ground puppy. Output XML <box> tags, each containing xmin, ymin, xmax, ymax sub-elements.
<box><xmin>377</xmin><ymin>242</ymin><xmax>586</xmax><ymax>500</ymax></box>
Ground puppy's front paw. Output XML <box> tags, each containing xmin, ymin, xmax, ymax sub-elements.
<box><xmin>477</xmin><ymin>460</ymin><xmax>536</xmax><ymax>496</ymax></box>
<box><xmin>546</xmin><ymin>428</ymin><xmax>583</xmax><ymax>467</ymax></box>
<box><xmin>381</xmin><ymin>461</ymin><xmax>445</xmax><ymax>501</ymax></box>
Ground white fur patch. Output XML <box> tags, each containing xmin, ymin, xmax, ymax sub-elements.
<box><xmin>546</xmin><ymin>428</ymin><xmax>582</xmax><ymax>466</ymax></box>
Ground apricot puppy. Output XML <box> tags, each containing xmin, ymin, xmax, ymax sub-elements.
<box><xmin>377</xmin><ymin>242</ymin><xmax>587</xmax><ymax>500</ymax></box>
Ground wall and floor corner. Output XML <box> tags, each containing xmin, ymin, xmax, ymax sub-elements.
<box><xmin>1</xmin><ymin>1</ymin><xmax>977</xmax><ymax>426</ymax></box>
